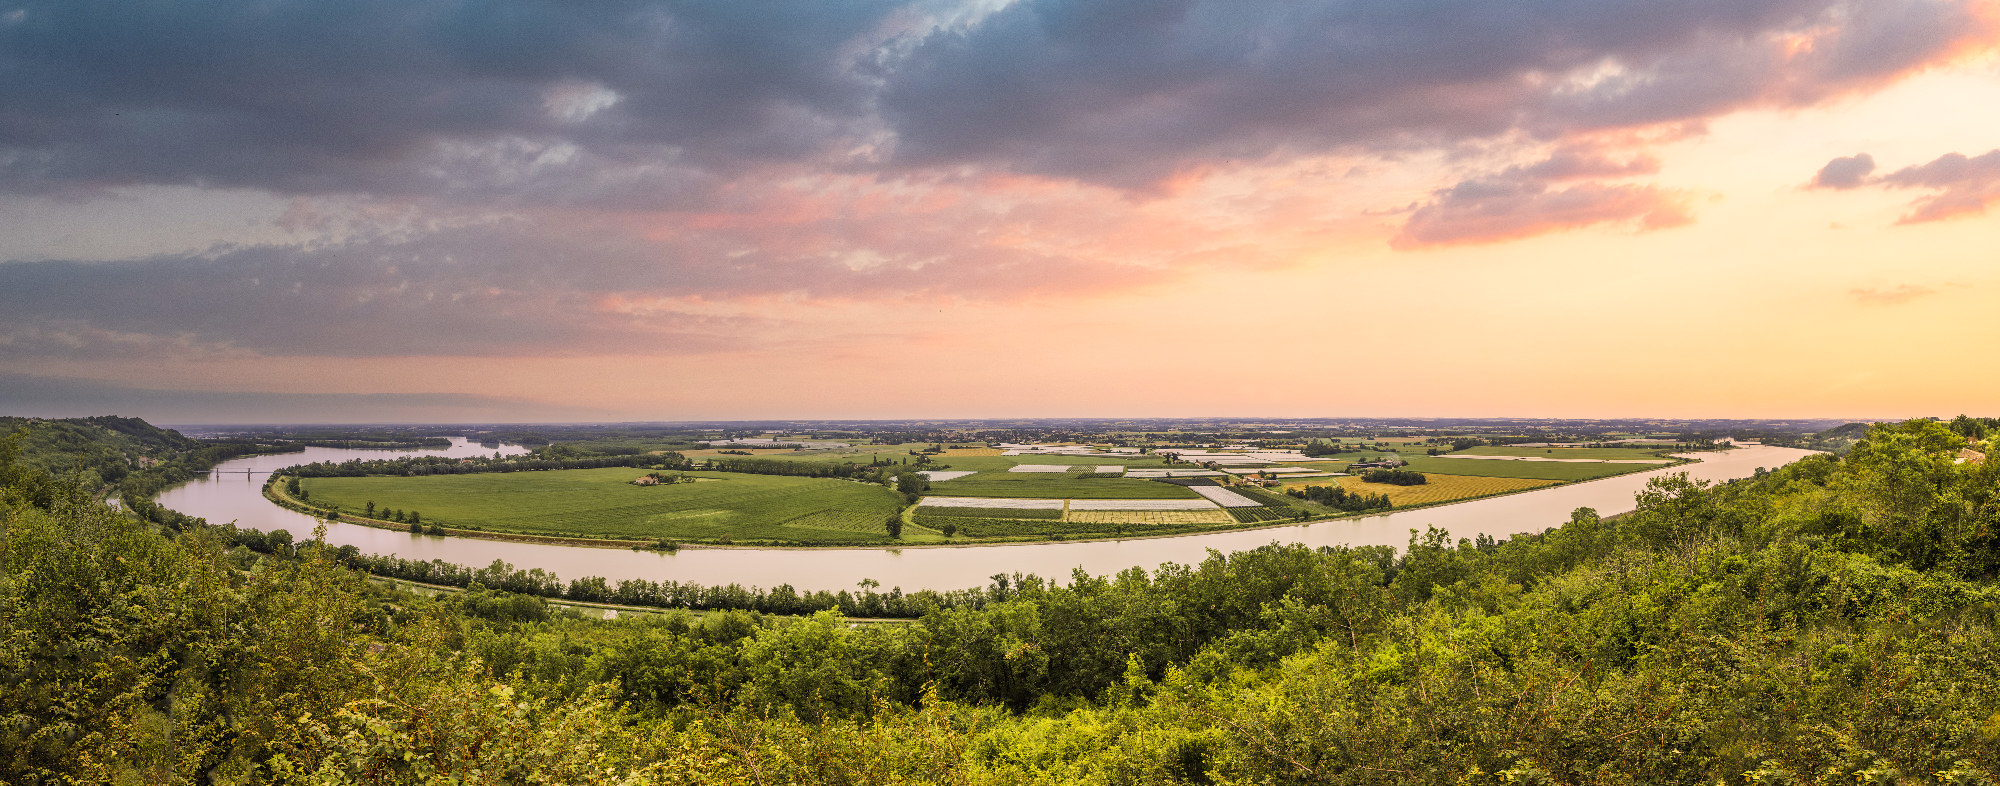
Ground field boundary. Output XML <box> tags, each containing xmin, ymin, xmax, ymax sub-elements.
<box><xmin>262</xmin><ymin>453</ymin><xmax>1708</xmax><ymax>551</ymax></box>
<box><xmin>265</xmin><ymin>478</ymin><xmax>660</xmax><ymax>549</ymax></box>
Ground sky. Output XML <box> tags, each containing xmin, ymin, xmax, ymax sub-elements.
<box><xmin>3</xmin><ymin>0</ymin><xmax>1998</xmax><ymax>424</ymax></box>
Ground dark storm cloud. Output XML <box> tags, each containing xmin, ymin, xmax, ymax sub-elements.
<box><xmin>880</xmin><ymin>0</ymin><xmax>1986</xmax><ymax>185</ymax></box>
<box><xmin>1809</xmin><ymin>149</ymin><xmax>2000</xmax><ymax>221</ymax></box>
<box><xmin>0</xmin><ymin>0</ymin><xmax>900</xmax><ymax>203</ymax></box>
<box><xmin>2</xmin><ymin>0</ymin><xmax>1987</xmax><ymax>199</ymax></box>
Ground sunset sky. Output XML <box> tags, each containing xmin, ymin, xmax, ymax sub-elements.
<box><xmin>3</xmin><ymin>0</ymin><xmax>1998</xmax><ymax>424</ymax></box>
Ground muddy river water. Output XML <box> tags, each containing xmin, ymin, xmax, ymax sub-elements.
<box><xmin>155</xmin><ymin>439</ymin><xmax>1818</xmax><ymax>593</ymax></box>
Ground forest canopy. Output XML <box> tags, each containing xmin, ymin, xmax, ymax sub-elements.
<box><xmin>1</xmin><ymin>418</ymin><xmax>1996</xmax><ymax>783</ymax></box>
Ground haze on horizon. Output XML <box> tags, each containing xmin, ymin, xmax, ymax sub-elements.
<box><xmin>3</xmin><ymin>0</ymin><xmax>1998</xmax><ymax>425</ymax></box>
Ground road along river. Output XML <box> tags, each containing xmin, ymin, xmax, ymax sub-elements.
<box><xmin>155</xmin><ymin>439</ymin><xmax>1818</xmax><ymax>593</ymax></box>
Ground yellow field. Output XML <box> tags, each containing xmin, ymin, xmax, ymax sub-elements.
<box><xmin>1283</xmin><ymin>473</ymin><xmax>1558</xmax><ymax>506</ymax></box>
<box><xmin>1064</xmin><ymin>509</ymin><xmax>1234</xmax><ymax>526</ymax></box>
<box><xmin>944</xmin><ymin>448</ymin><xmax>1005</xmax><ymax>457</ymax></box>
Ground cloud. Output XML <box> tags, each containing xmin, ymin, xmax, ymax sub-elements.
<box><xmin>881</xmin><ymin>0</ymin><xmax>1992</xmax><ymax>186</ymax></box>
<box><xmin>0</xmin><ymin>223</ymin><xmax>763</xmax><ymax>359</ymax></box>
<box><xmin>0</xmin><ymin>371</ymin><xmax>596</xmax><ymax>424</ymax></box>
<box><xmin>0</xmin><ymin>172</ymin><xmax>1242</xmax><ymax>361</ymax></box>
<box><xmin>3</xmin><ymin>0</ymin><xmax>1994</xmax><ymax>376</ymax></box>
<box><xmin>1849</xmin><ymin>283</ymin><xmax>1938</xmax><ymax>304</ymax></box>
<box><xmin>1394</xmin><ymin>147</ymin><xmax>1689</xmax><ymax>247</ymax></box>
<box><xmin>2</xmin><ymin>0</ymin><xmax>1990</xmax><ymax>201</ymax></box>
<box><xmin>1879</xmin><ymin>149</ymin><xmax>2000</xmax><ymax>221</ymax></box>
<box><xmin>1813</xmin><ymin>153</ymin><xmax>1878</xmax><ymax>188</ymax></box>
<box><xmin>1809</xmin><ymin>149</ymin><xmax>2000</xmax><ymax>221</ymax></box>
<box><xmin>0</xmin><ymin>0</ymin><xmax>903</xmax><ymax>203</ymax></box>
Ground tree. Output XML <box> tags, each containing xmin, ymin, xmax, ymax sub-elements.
<box><xmin>885</xmin><ymin>515</ymin><xmax>903</xmax><ymax>539</ymax></box>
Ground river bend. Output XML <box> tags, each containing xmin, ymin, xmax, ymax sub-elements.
<box><xmin>154</xmin><ymin>439</ymin><xmax>1818</xmax><ymax>593</ymax></box>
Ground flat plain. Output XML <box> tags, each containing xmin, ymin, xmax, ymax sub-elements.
<box><xmin>1282</xmin><ymin>473</ymin><xmax>1560</xmax><ymax>506</ymax></box>
<box><xmin>1453</xmin><ymin>446</ymin><xmax>1684</xmax><ymax>460</ymax></box>
<box><xmin>1388</xmin><ymin>455</ymin><xmax>1674</xmax><ymax>481</ymax></box>
<box><xmin>302</xmin><ymin>468</ymin><xmax>908</xmax><ymax>544</ymax></box>
<box><xmin>924</xmin><ymin>474</ymin><xmax>1204</xmax><ymax>499</ymax></box>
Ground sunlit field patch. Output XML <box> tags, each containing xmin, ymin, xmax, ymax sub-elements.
<box><xmin>1283</xmin><ymin>473</ymin><xmax>1557</xmax><ymax>507</ymax></box>
<box><xmin>1391</xmin><ymin>456</ymin><xmax>1666</xmax><ymax>481</ymax></box>
<box><xmin>925</xmin><ymin>474</ymin><xmax>1205</xmax><ymax>499</ymax></box>
<box><xmin>1064</xmin><ymin>509</ymin><xmax>1234</xmax><ymax>526</ymax></box>
<box><xmin>302</xmin><ymin>468</ymin><xmax>905</xmax><ymax>544</ymax></box>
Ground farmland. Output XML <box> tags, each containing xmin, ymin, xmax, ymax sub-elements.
<box><xmin>1453</xmin><ymin>445</ymin><xmax>1683</xmax><ymax>461</ymax></box>
<box><xmin>1282</xmin><ymin>473</ymin><xmax>1558</xmax><ymax>507</ymax></box>
<box><xmin>1389</xmin><ymin>455</ymin><xmax>1678</xmax><ymax>481</ymax></box>
<box><xmin>923</xmin><ymin>473</ymin><xmax>1204</xmax><ymax>499</ymax></box>
<box><xmin>298</xmin><ymin>468</ymin><xmax>910</xmax><ymax>545</ymax></box>
<box><xmin>1064</xmin><ymin>509</ymin><xmax>1235</xmax><ymax>526</ymax></box>
<box><xmin>266</xmin><ymin>422</ymin><xmax>1726</xmax><ymax>547</ymax></box>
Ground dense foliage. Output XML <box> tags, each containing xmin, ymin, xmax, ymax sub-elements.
<box><xmin>1361</xmin><ymin>467</ymin><xmax>1428</xmax><ymax>485</ymax></box>
<box><xmin>3</xmin><ymin>419</ymin><xmax>1999</xmax><ymax>783</ymax></box>
<box><xmin>0</xmin><ymin>416</ymin><xmax>307</xmax><ymax>509</ymax></box>
<box><xmin>1285</xmin><ymin>482</ymin><xmax>1394</xmax><ymax>511</ymax></box>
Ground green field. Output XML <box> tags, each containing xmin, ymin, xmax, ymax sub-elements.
<box><xmin>1454</xmin><ymin>446</ymin><xmax>1685</xmax><ymax>460</ymax></box>
<box><xmin>1390</xmin><ymin>455</ymin><xmax>1679</xmax><ymax>481</ymax></box>
<box><xmin>925</xmin><ymin>474</ymin><xmax>1203</xmax><ymax>499</ymax></box>
<box><xmin>301</xmin><ymin>468</ymin><xmax>909</xmax><ymax>544</ymax></box>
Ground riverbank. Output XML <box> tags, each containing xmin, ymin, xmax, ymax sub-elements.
<box><xmin>161</xmin><ymin>440</ymin><xmax>1814</xmax><ymax>593</ymax></box>
<box><xmin>263</xmin><ymin>452</ymin><xmax>1702</xmax><ymax>552</ymax></box>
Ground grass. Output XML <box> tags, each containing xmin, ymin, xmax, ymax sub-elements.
<box><xmin>925</xmin><ymin>474</ymin><xmax>1203</xmax><ymax>499</ymax></box>
<box><xmin>301</xmin><ymin>468</ymin><xmax>906</xmax><ymax>544</ymax></box>
<box><xmin>1387</xmin><ymin>455</ymin><xmax>1674</xmax><ymax>481</ymax></box>
<box><xmin>1282</xmin><ymin>473</ymin><xmax>1558</xmax><ymax>507</ymax></box>
<box><xmin>1453</xmin><ymin>446</ymin><xmax>1683</xmax><ymax>461</ymax></box>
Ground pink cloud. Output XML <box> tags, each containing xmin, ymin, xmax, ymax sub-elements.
<box><xmin>1810</xmin><ymin>149</ymin><xmax>2000</xmax><ymax>222</ymax></box>
<box><xmin>1393</xmin><ymin>146</ymin><xmax>1690</xmax><ymax>248</ymax></box>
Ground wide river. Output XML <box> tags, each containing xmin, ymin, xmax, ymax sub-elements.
<box><xmin>156</xmin><ymin>439</ymin><xmax>1818</xmax><ymax>593</ymax></box>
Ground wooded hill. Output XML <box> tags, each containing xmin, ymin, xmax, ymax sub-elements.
<box><xmin>1</xmin><ymin>418</ymin><xmax>1997</xmax><ymax>783</ymax></box>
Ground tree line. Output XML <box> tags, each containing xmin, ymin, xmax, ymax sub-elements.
<box><xmin>273</xmin><ymin>450</ymin><xmax>691</xmax><ymax>478</ymax></box>
<box><xmin>1284</xmin><ymin>482</ymin><xmax>1394</xmax><ymax>511</ymax></box>
<box><xmin>1360</xmin><ymin>467</ymin><xmax>1427</xmax><ymax>485</ymax></box>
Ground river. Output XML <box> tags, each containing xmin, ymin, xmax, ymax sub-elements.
<box><xmin>154</xmin><ymin>439</ymin><xmax>1818</xmax><ymax>593</ymax></box>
